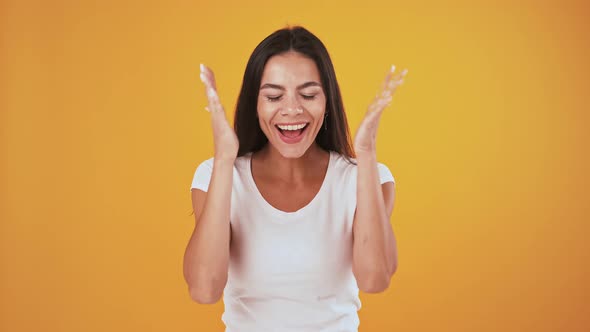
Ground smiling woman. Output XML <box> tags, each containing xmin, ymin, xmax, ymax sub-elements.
<box><xmin>184</xmin><ymin>25</ymin><xmax>406</xmax><ymax>332</ymax></box>
<box><xmin>256</xmin><ymin>51</ymin><xmax>327</xmax><ymax>155</ymax></box>
<box><xmin>233</xmin><ymin>27</ymin><xmax>359</xmax><ymax>161</ymax></box>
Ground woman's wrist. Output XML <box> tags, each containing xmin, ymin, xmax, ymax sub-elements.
<box><xmin>355</xmin><ymin>149</ymin><xmax>377</xmax><ymax>162</ymax></box>
<box><xmin>213</xmin><ymin>155</ymin><xmax>236</xmax><ymax>167</ymax></box>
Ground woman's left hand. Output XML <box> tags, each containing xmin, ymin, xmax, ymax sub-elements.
<box><xmin>354</xmin><ymin>65</ymin><xmax>407</xmax><ymax>156</ymax></box>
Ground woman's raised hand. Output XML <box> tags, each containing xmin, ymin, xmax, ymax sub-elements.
<box><xmin>353</xmin><ymin>65</ymin><xmax>407</xmax><ymax>157</ymax></box>
<box><xmin>199</xmin><ymin>64</ymin><xmax>239</xmax><ymax>161</ymax></box>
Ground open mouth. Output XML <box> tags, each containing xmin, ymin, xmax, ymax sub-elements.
<box><xmin>275</xmin><ymin>122</ymin><xmax>309</xmax><ymax>143</ymax></box>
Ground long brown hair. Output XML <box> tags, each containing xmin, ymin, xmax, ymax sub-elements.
<box><xmin>234</xmin><ymin>26</ymin><xmax>355</xmax><ymax>160</ymax></box>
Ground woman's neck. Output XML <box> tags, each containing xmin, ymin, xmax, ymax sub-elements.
<box><xmin>254</xmin><ymin>143</ymin><xmax>328</xmax><ymax>183</ymax></box>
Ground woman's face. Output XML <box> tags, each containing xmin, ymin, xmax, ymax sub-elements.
<box><xmin>257</xmin><ymin>51</ymin><xmax>327</xmax><ymax>159</ymax></box>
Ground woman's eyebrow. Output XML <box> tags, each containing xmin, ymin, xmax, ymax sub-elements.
<box><xmin>259</xmin><ymin>81</ymin><xmax>322</xmax><ymax>90</ymax></box>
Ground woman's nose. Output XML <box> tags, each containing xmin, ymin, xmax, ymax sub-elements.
<box><xmin>281</xmin><ymin>106</ymin><xmax>303</xmax><ymax>115</ymax></box>
<box><xmin>281</xmin><ymin>96</ymin><xmax>303</xmax><ymax>115</ymax></box>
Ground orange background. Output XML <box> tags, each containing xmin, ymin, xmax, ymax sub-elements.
<box><xmin>1</xmin><ymin>0</ymin><xmax>589</xmax><ymax>331</ymax></box>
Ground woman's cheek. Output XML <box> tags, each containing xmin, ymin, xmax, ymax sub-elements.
<box><xmin>308</xmin><ymin>99</ymin><xmax>326</xmax><ymax>116</ymax></box>
<box><xmin>257</xmin><ymin>105</ymin><xmax>277</xmax><ymax>131</ymax></box>
<box><xmin>257</xmin><ymin>102</ymin><xmax>274</xmax><ymax>119</ymax></box>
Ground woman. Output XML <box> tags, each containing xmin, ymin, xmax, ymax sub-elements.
<box><xmin>184</xmin><ymin>26</ymin><xmax>407</xmax><ymax>331</ymax></box>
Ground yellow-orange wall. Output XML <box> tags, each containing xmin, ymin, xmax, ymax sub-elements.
<box><xmin>1</xmin><ymin>0</ymin><xmax>588</xmax><ymax>331</ymax></box>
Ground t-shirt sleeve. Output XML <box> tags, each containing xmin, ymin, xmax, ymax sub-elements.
<box><xmin>377</xmin><ymin>162</ymin><xmax>395</xmax><ymax>184</ymax></box>
<box><xmin>190</xmin><ymin>157</ymin><xmax>214</xmax><ymax>192</ymax></box>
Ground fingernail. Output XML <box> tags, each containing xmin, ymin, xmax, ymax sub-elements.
<box><xmin>204</xmin><ymin>106</ymin><xmax>210</xmax><ymax>112</ymax></box>
<box><xmin>200</xmin><ymin>63</ymin><xmax>205</xmax><ymax>72</ymax></box>
<box><xmin>401</xmin><ymin>69</ymin><xmax>408</xmax><ymax>75</ymax></box>
<box><xmin>391</xmin><ymin>65</ymin><xmax>396</xmax><ymax>72</ymax></box>
<box><xmin>199</xmin><ymin>72</ymin><xmax>206</xmax><ymax>83</ymax></box>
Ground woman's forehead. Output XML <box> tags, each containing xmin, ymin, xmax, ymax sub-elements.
<box><xmin>261</xmin><ymin>52</ymin><xmax>321</xmax><ymax>86</ymax></box>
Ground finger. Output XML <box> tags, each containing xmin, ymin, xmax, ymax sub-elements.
<box><xmin>200</xmin><ymin>64</ymin><xmax>217</xmax><ymax>90</ymax></box>
<box><xmin>377</xmin><ymin>85</ymin><xmax>394</xmax><ymax>104</ymax></box>
<box><xmin>386</xmin><ymin>69</ymin><xmax>407</xmax><ymax>91</ymax></box>
<box><xmin>379</xmin><ymin>65</ymin><xmax>404</xmax><ymax>100</ymax></box>
<box><xmin>200</xmin><ymin>73</ymin><xmax>220</xmax><ymax>110</ymax></box>
<box><xmin>200</xmin><ymin>64</ymin><xmax>224</xmax><ymax>114</ymax></box>
<box><xmin>375</xmin><ymin>89</ymin><xmax>393</xmax><ymax>105</ymax></box>
<box><xmin>372</xmin><ymin>94</ymin><xmax>393</xmax><ymax>113</ymax></box>
<box><xmin>371</xmin><ymin>65</ymin><xmax>402</xmax><ymax>112</ymax></box>
<box><xmin>199</xmin><ymin>64</ymin><xmax>211</xmax><ymax>86</ymax></box>
<box><xmin>207</xmin><ymin>87</ymin><xmax>224</xmax><ymax>114</ymax></box>
<box><xmin>200</xmin><ymin>73</ymin><xmax>215</xmax><ymax>98</ymax></box>
<box><xmin>379</xmin><ymin>65</ymin><xmax>396</xmax><ymax>92</ymax></box>
<box><xmin>200</xmin><ymin>75</ymin><xmax>216</xmax><ymax>112</ymax></box>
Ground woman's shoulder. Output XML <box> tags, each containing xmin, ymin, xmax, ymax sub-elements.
<box><xmin>190</xmin><ymin>153</ymin><xmax>252</xmax><ymax>192</ymax></box>
<box><xmin>329</xmin><ymin>151</ymin><xmax>395</xmax><ymax>184</ymax></box>
<box><xmin>195</xmin><ymin>153</ymin><xmax>251</xmax><ymax>168</ymax></box>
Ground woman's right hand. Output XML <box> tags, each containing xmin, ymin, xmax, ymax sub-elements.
<box><xmin>199</xmin><ymin>64</ymin><xmax>239</xmax><ymax>162</ymax></box>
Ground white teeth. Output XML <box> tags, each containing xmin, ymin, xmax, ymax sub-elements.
<box><xmin>277</xmin><ymin>123</ymin><xmax>307</xmax><ymax>131</ymax></box>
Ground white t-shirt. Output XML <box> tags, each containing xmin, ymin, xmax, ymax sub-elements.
<box><xmin>190</xmin><ymin>150</ymin><xmax>395</xmax><ymax>332</ymax></box>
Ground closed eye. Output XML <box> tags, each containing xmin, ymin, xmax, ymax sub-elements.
<box><xmin>265</xmin><ymin>94</ymin><xmax>317</xmax><ymax>102</ymax></box>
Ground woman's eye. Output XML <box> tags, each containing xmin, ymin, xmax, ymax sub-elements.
<box><xmin>266</xmin><ymin>94</ymin><xmax>316</xmax><ymax>102</ymax></box>
<box><xmin>266</xmin><ymin>95</ymin><xmax>282</xmax><ymax>102</ymax></box>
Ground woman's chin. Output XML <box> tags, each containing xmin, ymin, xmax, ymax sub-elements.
<box><xmin>278</xmin><ymin>148</ymin><xmax>308</xmax><ymax>159</ymax></box>
<box><xmin>271</xmin><ymin>142</ymin><xmax>312</xmax><ymax>159</ymax></box>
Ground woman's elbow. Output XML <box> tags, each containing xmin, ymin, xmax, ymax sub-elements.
<box><xmin>356</xmin><ymin>264</ymin><xmax>397</xmax><ymax>293</ymax></box>
<box><xmin>184</xmin><ymin>265</ymin><xmax>228</xmax><ymax>304</ymax></box>
<box><xmin>186</xmin><ymin>273</ymin><xmax>227</xmax><ymax>304</ymax></box>
<box><xmin>357</xmin><ymin>275</ymin><xmax>391</xmax><ymax>293</ymax></box>
<box><xmin>189</xmin><ymin>286</ymin><xmax>223</xmax><ymax>304</ymax></box>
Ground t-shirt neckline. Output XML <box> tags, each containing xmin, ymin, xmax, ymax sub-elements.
<box><xmin>246</xmin><ymin>150</ymin><xmax>334</xmax><ymax>220</ymax></box>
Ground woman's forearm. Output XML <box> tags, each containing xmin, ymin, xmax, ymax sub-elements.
<box><xmin>184</xmin><ymin>158</ymin><xmax>234</xmax><ymax>303</ymax></box>
<box><xmin>352</xmin><ymin>152</ymin><xmax>398</xmax><ymax>293</ymax></box>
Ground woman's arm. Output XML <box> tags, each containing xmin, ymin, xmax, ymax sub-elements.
<box><xmin>352</xmin><ymin>153</ymin><xmax>397</xmax><ymax>293</ymax></box>
<box><xmin>183</xmin><ymin>64</ymin><xmax>239</xmax><ymax>304</ymax></box>
<box><xmin>351</xmin><ymin>65</ymin><xmax>406</xmax><ymax>293</ymax></box>
<box><xmin>184</xmin><ymin>159</ymin><xmax>234</xmax><ymax>304</ymax></box>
